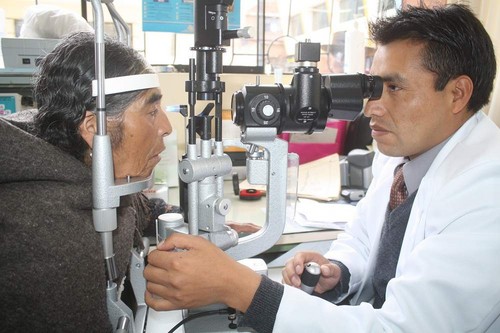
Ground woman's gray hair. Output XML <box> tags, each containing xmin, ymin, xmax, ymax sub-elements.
<box><xmin>33</xmin><ymin>31</ymin><xmax>154</xmax><ymax>162</ymax></box>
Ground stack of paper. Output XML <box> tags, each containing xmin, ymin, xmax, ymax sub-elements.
<box><xmin>238</xmin><ymin>153</ymin><xmax>353</xmax><ymax>230</ymax></box>
<box><xmin>295</xmin><ymin>154</ymin><xmax>341</xmax><ymax>201</ymax></box>
<box><xmin>239</xmin><ymin>153</ymin><xmax>342</xmax><ymax>202</ymax></box>
<box><xmin>292</xmin><ymin>198</ymin><xmax>356</xmax><ymax>230</ymax></box>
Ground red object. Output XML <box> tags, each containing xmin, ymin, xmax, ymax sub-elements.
<box><xmin>279</xmin><ymin>120</ymin><xmax>347</xmax><ymax>164</ymax></box>
<box><xmin>239</xmin><ymin>189</ymin><xmax>263</xmax><ymax>200</ymax></box>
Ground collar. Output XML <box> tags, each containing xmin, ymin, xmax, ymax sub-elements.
<box><xmin>403</xmin><ymin>138</ymin><xmax>449</xmax><ymax>195</ymax></box>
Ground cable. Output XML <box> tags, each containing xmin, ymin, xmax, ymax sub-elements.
<box><xmin>229</xmin><ymin>42</ymin><xmax>236</xmax><ymax>66</ymax></box>
<box><xmin>171</xmin><ymin>33</ymin><xmax>177</xmax><ymax>65</ymax></box>
<box><xmin>286</xmin><ymin>0</ymin><xmax>293</xmax><ymax>37</ymax></box>
<box><xmin>326</xmin><ymin>0</ymin><xmax>335</xmax><ymax>73</ymax></box>
<box><xmin>264</xmin><ymin>0</ymin><xmax>297</xmax><ymax>70</ymax></box>
<box><xmin>167</xmin><ymin>308</ymin><xmax>230</xmax><ymax>333</ymax></box>
<box><xmin>265</xmin><ymin>35</ymin><xmax>298</xmax><ymax>68</ymax></box>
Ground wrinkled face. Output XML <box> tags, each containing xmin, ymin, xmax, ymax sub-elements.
<box><xmin>364</xmin><ymin>39</ymin><xmax>468</xmax><ymax>159</ymax></box>
<box><xmin>110</xmin><ymin>88</ymin><xmax>172</xmax><ymax>179</ymax></box>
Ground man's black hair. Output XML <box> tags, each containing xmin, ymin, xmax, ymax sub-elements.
<box><xmin>370</xmin><ymin>4</ymin><xmax>496</xmax><ymax>113</ymax></box>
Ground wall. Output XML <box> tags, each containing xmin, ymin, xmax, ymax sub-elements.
<box><xmin>476</xmin><ymin>0</ymin><xmax>500</xmax><ymax>127</ymax></box>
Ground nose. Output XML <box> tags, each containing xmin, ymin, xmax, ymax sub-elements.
<box><xmin>159</xmin><ymin>109</ymin><xmax>173</xmax><ymax>137</ymax></box>
<box><xmin>363</xmin><ymin>98</ymin><xmax>384</xmax><ymax>118</ymax></box>
<box><xmin>363</xmin><ymin>100</ymin><xmax>374</xmax><ymax>118</ymax></box>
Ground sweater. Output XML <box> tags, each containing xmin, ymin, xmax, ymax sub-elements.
<box><xmin>0</xmin><ymin>112</ymin><xmax>158</xmax><ymax>332</ymax></box>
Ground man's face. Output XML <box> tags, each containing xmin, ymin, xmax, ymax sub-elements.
<box><xmin>365</xmin><ymin>39</ymin><xmax>465</xmax><ymax>159</ymax></box>
<box><xmin>110</xmin><ymin>88</ymin><xmax>172</xmax><ymax>179</ymax></box>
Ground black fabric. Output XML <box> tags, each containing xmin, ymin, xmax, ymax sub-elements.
<box><xmin>0</xmin><ymin>115</ymin><xmax>160</xmax><ymax>332</ymax></box>
<box><xmin>372</xmin><ymin>191</ymin><xmax>418</xmax><ymax>309</ymax></box>
<box><xmin>238</xmin><ymin>275</ymin><xmax>284</xmax><ymax>333</ymax></box>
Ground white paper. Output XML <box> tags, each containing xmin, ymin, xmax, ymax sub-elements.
<box><xmin>293</xmin><ymin>198</ymin><xmax>356</xmax><ymax>230</ymax></box>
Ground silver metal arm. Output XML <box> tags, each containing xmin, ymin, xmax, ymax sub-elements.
<box><xmin>179</xmin><ymin>127</ymin><xmax>289</xmax><ymax>261</ymax></box>
<box><xmin>105</xmin><ymin>1</ymin><xmax>131</xmax><ymax>46</ymax></box>
<box><xmin>224</xmin><ymin>128</ymin><xmax>288</xmax><ymax>260</ymax></box>
<box><xmin>89</xmin><ymin>0</ymin><xmax>151</xmax><ymax>332</ymax></box>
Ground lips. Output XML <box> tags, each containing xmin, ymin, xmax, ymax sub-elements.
<box><xmin>370</xmin><ymin>123</ymin><xmax>390</xmax><ymax>137</ymax></box>
<box><xmin>150</xmin><ymin>150</ymin><xmax>164</xmax><ymax>162</ymax></box>
<box><xmin>151</xmin><ymin>145</ymin><xmax>166</xmax><ymax>159</ymax></box>
<box><xmin>150</xmin><ymin>154</ymin><xmax>161</xmax><ymax>161</ymax></box>
<box><xmin>370</xmin><ymin>122</ymin><xmax>386</xmax><ymax>131</ymax></box>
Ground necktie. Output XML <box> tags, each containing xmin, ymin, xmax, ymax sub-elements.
<box><xmin>389</xmin><ymin>163</ymin><xmax>407</xmax><ymax>210</ymax></box>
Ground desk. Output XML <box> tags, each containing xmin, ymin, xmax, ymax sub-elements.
<box><xmin>149</xmin><ymin>181</ymin><xmax>344</xmax><ymax>247</ymax></box>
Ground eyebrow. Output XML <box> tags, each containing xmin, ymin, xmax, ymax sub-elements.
<box><xmin>145</xmin><ymin>92</ymin><xmax>163</xmax><ymax>105</ymax></box>
<box><xmin>380</xmin><ymin>73</ymin><xmax>407</xmax><ymax>84</ymax></box>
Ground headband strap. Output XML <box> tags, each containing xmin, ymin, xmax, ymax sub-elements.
<box><xmin>92</xmin><ymin>73</ymin><xmax>159</xmax><ymax>97</ymax></box>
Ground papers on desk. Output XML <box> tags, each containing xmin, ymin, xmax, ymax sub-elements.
<box><xmin>239</xmin><ymin>153</ymin><xmax>342</xmax><ymax>202</ymax></box>
<box><xmin>295</xmin><ymin>154</ymin><xmax>341</xmax><ymax>201</ymax></box>
<box><xmin>238</xmin><ymin>153</ymin><xmax>353</xmax><ymax>230</ymax></box>
<box><xmin>291</xmin><ymin>198</ymin><xmax>356</xmax><ymax>230</ymax></box>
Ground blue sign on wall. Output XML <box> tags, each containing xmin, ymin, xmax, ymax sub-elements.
<box><xmin>142</xmin><ymin>0</ymin><xmax>241</xmax><ymax>33</ymax></box>
<box><xmin>0</xmin><ymin>95</ymin><xmax>17</xmax><ymax>115</ymax></box>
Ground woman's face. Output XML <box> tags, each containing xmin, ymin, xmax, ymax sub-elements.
<box><xmin>109</xmin><ymin>88</ymin><xmax>172</xmax><ymax>179</ymax></box>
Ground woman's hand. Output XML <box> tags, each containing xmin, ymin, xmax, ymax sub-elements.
<box><xmin>226</xmin><ymin>221</ymin><xmax>261</xmax><ymax>234</ymax></box>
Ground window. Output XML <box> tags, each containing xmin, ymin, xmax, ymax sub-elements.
<box><xmin>312</xmin><ymin>3</ymin><xmax>329</xmax><ymax>31</ymax></box>
<box><xmin>339</xmin><ymin>0</ymin><xmax>366</xmax><ymax>23</ymax></box>
<box><xmin>3</xmin><ymin>0</ymin><xmax>377</xmax><ymax>75</ymax></box>
<box><xmin>290</xmin><ymin>14</ymin><xmax>303</xmax><ymax>36</ymax></box>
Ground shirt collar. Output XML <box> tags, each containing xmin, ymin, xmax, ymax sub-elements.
<box><xmin>402</xmin><ymin>139</ymin><xmax>449</xmax><ymax>195</ymax></box>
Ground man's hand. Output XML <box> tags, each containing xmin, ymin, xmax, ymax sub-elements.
<box><xmin>282</xmin><ymin>251</ymin><xmax>341</xmax><ymax>294</ymax></box>
<box><xmin>144</xmin><ymin>233</ymin><xmax>261</xmax><ymax>312</ymax></box>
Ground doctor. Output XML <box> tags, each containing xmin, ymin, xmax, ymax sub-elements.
<box><xmin>144</xmin><ymin>4</ymin><xmax>500</xmax><ymax>332</ymax></box>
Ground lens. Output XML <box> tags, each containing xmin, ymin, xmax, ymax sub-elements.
<box><xmin>231</xmin><ymin>85</ymin><xmax>284</xmax><ymax>131</ymax></box>
<box><xmin>324</xmin><ymin>73</ymin><xmax>383</xmax><ymax>121</ymax></box>
<box><xmin>231</xmin><ymin>91</ymin><xmax>245</xmax><ymax>126</ymax></box>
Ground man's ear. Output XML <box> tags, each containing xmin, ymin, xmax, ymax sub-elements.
<box><xmin>450</xmin><ymin>75</ymin><xmax>473</xmax><ymax>114</ymax></box>
<box><xmin>79</xmin><ymin>111</ymin><xmax>96</xmax><ymax>148</ymax></box>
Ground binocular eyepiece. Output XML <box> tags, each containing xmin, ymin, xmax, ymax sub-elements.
<box><xmin>231</xmin><ymin>42</ymin><xmax>383</xmax><ymax>134</ymax></box>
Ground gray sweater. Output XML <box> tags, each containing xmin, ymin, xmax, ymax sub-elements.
<box><xmin>0</xmin><ymin>113</ymin><xmax>158</xmax><ymax>332</ymax></box>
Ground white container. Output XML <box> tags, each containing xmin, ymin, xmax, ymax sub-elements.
<box><xmin>156</xmin><ymin>213</ymin><xmax>188</xmax><ymax>243</ymax></box>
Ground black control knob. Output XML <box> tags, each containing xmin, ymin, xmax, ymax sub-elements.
<box><xmin>300</xmin><ymin>262</ymin><xmax>321</xmax><ymax>294</ymax></box>
<box><xmin>256</xmin><ymin>98</ymin><xmax>276</xmax><ymax>120</ymax></box>
<box><xmin>249</xmin><ymin>93</ymin><xmax>280</xmax><ymax>126</ymax></box>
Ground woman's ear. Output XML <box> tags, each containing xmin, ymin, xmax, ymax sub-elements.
<box><xmin>79</xmin><ymin>111</ymin><xmax>96</xmax><ymax>148</ymax></box>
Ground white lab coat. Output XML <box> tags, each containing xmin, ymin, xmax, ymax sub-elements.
<box><xmin>274</xmin><ymin>111</ymin><xmax>500</xmax><ymax>333</ymax></box>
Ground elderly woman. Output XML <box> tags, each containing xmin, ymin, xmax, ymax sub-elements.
<box><xmin>0</xmin><ymin>32</ymin><xmax>173</xmax><ymax>331</ymax></box>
